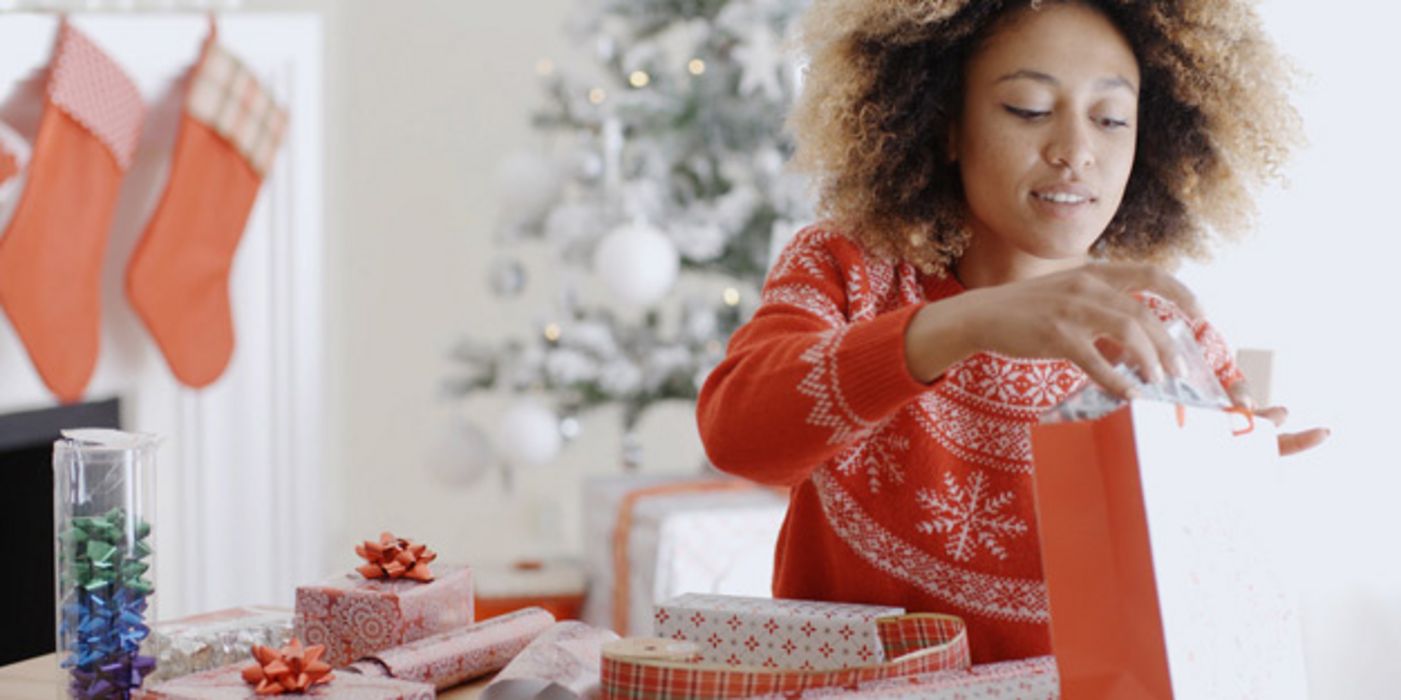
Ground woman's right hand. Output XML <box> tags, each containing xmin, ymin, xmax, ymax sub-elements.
<box><xmin>906</xmin><ymin>262</ymin><xmax>1204</xmax><ymax>398</ymax></box>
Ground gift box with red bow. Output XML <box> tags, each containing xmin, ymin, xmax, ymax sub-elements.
<box><xmin>136</xmin><ymin>638</ymin><xmax>435</xmax><ymax>699</ymax></box>
<box><xmin>294</xmin><ymin>533</ymin><xmax>475</xmax><ymax>667</ymax></box>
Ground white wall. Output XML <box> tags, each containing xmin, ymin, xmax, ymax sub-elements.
<box><xmin>1176</xmin><ymin>2</ymin><xmax>1401</xmax><ymax>696</ymax></box>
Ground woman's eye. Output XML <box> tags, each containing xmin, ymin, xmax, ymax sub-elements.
<box><xmin>1003</xmin><ymin>105</ymin><xmax>1049</xmax><ymax>120</ymax></box>
<box><xmin>1097</xmin><ymin>116</ymin><xmax>1131</xmax><ymax>129</ymax></box>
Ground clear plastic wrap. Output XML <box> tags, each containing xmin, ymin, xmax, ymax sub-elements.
<box><xmin>142</xmin><ymin>607</ymin><xmax>294</xmax><ymax>684</ymax></box>
<box><xmin>1042</xmin><ymin>319</ymin><xmax>1233</xmax><ymax>424</ymax></box>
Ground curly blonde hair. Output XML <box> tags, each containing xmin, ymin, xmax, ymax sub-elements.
<box><xmin>787</xmin><ymin>0</ymin><xmax>1301</xmax><ymax>274</ymax></box>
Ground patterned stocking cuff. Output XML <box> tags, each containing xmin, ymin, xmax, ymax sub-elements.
<box><xmin>187</xmin><ymin>38</ymin><xmax>288</xmax><ymax>177</ymax></box>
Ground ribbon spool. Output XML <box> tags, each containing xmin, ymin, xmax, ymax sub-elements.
<box><xmin>599</xmin><ymin>614</ymin><xmax>970</xmax><ymax>700</ymax></box>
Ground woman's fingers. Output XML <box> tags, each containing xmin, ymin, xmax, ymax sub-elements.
<box><xmin>1066</xmin><ymin>337</ymin><xmax>1141</xmax><ymax>400</ymax></box>
<box><xmin>1092</xmin><ymin>263</ymin><xmax>1205</xmax><ymax>320</ymax></box>
<box><xmin>1079</xmin><ymin>297</ymin><xmax>1181</xmax><ymax>387</ymax></box>
<box><xmin>1279</xmin><ymin>427</ymin><xmax>1330</xmax><ymax>457</ymax></box>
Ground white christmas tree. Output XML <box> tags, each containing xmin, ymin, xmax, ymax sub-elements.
<box><xmin>445</xmin><ymin>0</ymin><xmax>812</xmax><ymax>471</ymax></box>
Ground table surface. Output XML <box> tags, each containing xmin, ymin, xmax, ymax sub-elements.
<box><xmin>0</xmin><ymin>654</ymin><xmax>490</xmax><ymax>699</ymax></box>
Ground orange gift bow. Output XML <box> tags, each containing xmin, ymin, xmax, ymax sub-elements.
<box><xmin>240</xmin><ymin>638</ymin><xmax>333</xmax><ymax>695</ymax></box>
<box><xmin>355</xmin><ymin>531</ymin><xmax>437</xmax><ymax>581</ymax></box>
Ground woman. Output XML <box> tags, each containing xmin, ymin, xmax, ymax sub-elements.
<box><xmin>696</xmin><ymin>0</ymin><xmax>1328</xmax><ymax>663</ymax></box>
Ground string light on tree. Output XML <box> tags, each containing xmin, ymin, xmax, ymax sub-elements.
<box><xmin>628</xmin><ymin>70</ymin><xmax>650</xmax><ymax>88</ymax></box>
<box><xmin>588</xmin><ymin>88</ymin><xmax>607</xmax><ymax>104</ymax></box>
<box><xmin>687</xmin><ymin>58</ymin><xmax>706</xmax><ymax>75</ymax></box>
<box><xmin>535</xmin><ymin>58</ymin><xmax>555</xmax><ymax>77</ymax></box>
<box><xmin>723</xmin><ymin>288</ymin><xmax>741</xmax><ymax>306</ymax></box>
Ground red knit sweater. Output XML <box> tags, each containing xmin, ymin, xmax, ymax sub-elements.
<box><xmin>696</xmin><ymin>225</ymin><xmax>1245</xmax><ymax>664</ymax></box>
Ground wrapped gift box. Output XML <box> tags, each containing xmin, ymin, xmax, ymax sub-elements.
<box><xmin>653</xmin><ymin>593</ymin><xmax>904</xmax><ymax>671</ymax></box>
<box><xmin>295</xmin><ymin>564</ymin><xmax>474</xmax><ymax>667</ymax></box>
<box><xmin>135</xmin><ymin>662</ymin><xmax>435</xmax><ymax>699</ymax></box>
<box><xmin>144</xmin><ymin>606</ymin><xmax>294</xmax><ymax>683</ymax></box>
<box><xmin>581</xmin><ymin>475</ymin><xmax>787</xmax><ymax>636</ymax></box>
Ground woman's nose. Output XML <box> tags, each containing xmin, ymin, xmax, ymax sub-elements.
<box><xmin>1044</xmin><ymin>118</ymin><xmax>1095</xmax><ymax>173</ymax></box>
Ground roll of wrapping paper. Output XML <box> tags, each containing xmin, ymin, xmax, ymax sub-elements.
<box><xmin>347</xmin><ymin>606</ymin><xmax>556</xmax><ymax>689</ymax></box>
<box><xmin>599</xmin><ymin>614</ymin><xmax>970</xmax><ymax>700</ymax></box>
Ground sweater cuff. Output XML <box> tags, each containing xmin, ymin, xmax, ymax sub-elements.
<box><xmin>836</xmin><ymin>304</ymin><xmax>933</xmax><ymax>423</ymax></box>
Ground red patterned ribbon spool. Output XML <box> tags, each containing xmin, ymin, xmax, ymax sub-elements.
<box><xmin>600</xmin><ymin>613</ymin><xmax>969</xmax><ymax>700</ymax></box>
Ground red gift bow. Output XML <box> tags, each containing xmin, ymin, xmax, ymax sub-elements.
<box><xmin>240</xmin><ymin>638</ymin><xmax>333</xmax><ymax>695</ymax></box>
<box><xmin>355</xmin><ymin>531</ymin><xmax>437</xmax><ymax>581</ymax></box>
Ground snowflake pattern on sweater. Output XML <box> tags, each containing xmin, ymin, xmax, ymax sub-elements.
<box><xmin>697</xmin><ymin>225</ymin><xmax>1244</xmax><ymax>663</ymax></box>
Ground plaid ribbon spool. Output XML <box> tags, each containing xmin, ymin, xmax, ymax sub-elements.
<box><xmin>601</xmin><ymin>614</ymin><xmax>970</xmax><ymax>700</ymax></box>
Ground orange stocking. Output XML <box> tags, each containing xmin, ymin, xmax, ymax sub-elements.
<box><xmin>0</xmin><ymin>23</ymin><xmax>145</xmax><ymax>403</ymax></box>
<box><xmin>126</xmin><ymin>30</ymin><xmax>286</xmax><ymax>388</ymax></box>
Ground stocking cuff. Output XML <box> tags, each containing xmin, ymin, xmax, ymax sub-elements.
<box><xmin>188</xmin><ymin>41</ymin><xmax>288</xmax><ymax>178</ymax></box>
<box><xmin>47</xmin><ymin>22</ymin><xmax>146</xmax><ymax>170</ymax></box>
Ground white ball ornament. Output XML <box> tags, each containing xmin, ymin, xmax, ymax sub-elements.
<box><xmin>498</xmin><ymin>401</ymin><xmax>563</xmax><ymax>466</ymax></box>
<box><xmin>593</xmin><ymin>221</ymin><xmax>680</xmax><ymax>307</ymax></box>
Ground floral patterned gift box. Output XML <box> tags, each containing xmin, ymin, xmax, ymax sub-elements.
<box><xmin>295</xmin><ymin>533</ymin><xmax>475</xmax><ymax>667</ymax></box>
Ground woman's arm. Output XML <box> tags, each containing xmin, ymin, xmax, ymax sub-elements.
<box><xmin>696</xmin><ymin>228</ymin><xmax>935</xmax><ymax>486</ymax></box>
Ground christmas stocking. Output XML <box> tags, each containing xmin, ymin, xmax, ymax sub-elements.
<box><xmin>125</xmin><ymin>28</ymin><xmax>287</xmax><ymax>388</ymax></box>
<box><xmin>0</xmin><ymin>22</ymin><xmax>145</xmax><ymax>403</ymax></box>
<box><xmin>0</xmin><ymin>120</ymin><xmax>30</xmax><ymax>230</ymax></box>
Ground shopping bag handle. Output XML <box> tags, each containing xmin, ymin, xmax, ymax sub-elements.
<box><xmin>1174</xmin><ymin>403</ymin><xmax>1256</xmax><ymax>436</ymax></box>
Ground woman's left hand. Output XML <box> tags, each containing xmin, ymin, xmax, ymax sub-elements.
<box><xmin>1228</xmin><ymin>381</ymin><xmax>1330</xmax><ymax>457</ymax></box>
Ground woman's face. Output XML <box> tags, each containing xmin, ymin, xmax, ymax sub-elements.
<box><xmin>953</xmin><ymin>2</ymin><xmax>1140</xmax><ymax>267</ymax></box>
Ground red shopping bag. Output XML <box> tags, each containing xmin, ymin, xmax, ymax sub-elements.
<box><xmin>1031</xmin><ymin>400</ymin><xmax>1307</xmax><ymax>699</ymax></box>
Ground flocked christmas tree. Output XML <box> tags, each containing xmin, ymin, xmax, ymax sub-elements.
<box><xmin>445</xmin><ymin>0</ymin><xmax>811</xmax><ymax>472</ymax></box>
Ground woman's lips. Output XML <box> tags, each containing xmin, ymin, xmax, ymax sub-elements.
<box><xmin>1029</xmin><ymin>186</ymin><xmax>1096</xmax><ymax>219</ymax></box>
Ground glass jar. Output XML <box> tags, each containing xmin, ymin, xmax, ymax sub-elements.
<box><xmin>53</xmin><ymin>429</ymin><xmax>160</xmax><ymax>699</ymax></box>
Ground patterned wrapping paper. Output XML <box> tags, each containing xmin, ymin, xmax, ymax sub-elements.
<box><xmin>143</xmin><ymin>606</ymin><xmax>294</xmax><ymax>683</ymax></box>
<box><xmin>479</xmin><ymin>621</ymin><xmax>622</xmax><ymax>700</ymax></box>
<box><xmin>600</xmin><ymin>614</ymin><xmax>969</xmax><ymax>700</ymax></box>
<box><xmin>581</xmin><ymin>476</ymin><xmax>787</xmax><ymax>637</ymax></box>
<box><xmin>346</xmin><ymin>606</ymin><xmax>556</xmax><ymax>689</ymax></box>
<box><xmin>134</xmin><ymin>662</ymin><xmax>435</xmax><ymax>699</ymax></box>
<box><xmin>295</xmin><ymin>564</ymin><xmax>475</xmax><ymax>667</ymax></box>
<box><xmin>780</xmin><ymin>655</ymin><xmax>1060</xmax><ymax>699</ymax></box>
<box><xmin>653</xmin><ymin>593</ymin><xmax>905</xmax><ymax>671</ymax></box>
